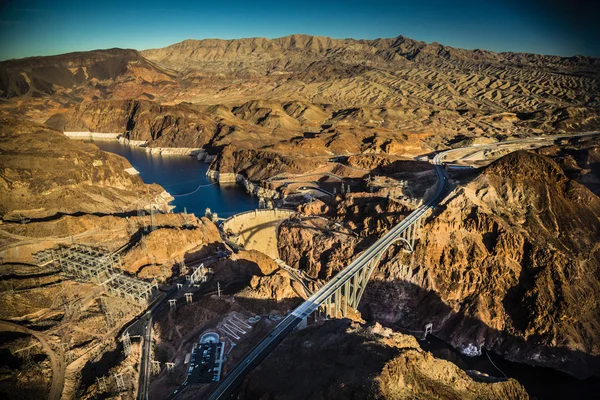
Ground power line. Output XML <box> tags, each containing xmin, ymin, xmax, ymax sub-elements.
<box><xmin>171</xmin><ymin>182</ymin><xmax>218</xmax><ymax>197</ymax></box>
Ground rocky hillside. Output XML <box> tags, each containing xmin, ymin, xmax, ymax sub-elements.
<box><xmin>362</xmin><ymin>151</ymin><xmax>600</xmax><ymax>378</ymax></box>
<box><xmin>0</xmin><ymin>118</ymin><xmax>169</xmax><ymax>221</ymax></box>
<box><xmin>45</xmin><ymin>99</ymin><xmax>218</xmax><ymax>148</ymax></box>
<box><xmin>0</xmin><ymin>48</ymin><xmax>174</xmax><ymax>99</ymax></box>
<box><xmin>534</xmin><ymin>135</ymin><xmax>600</xmax><ymax>195</ymax></box>
<box><xmin>240</xmin><ymin>319</ymin><xmax>529</xmax><ymax>399</ymax></box>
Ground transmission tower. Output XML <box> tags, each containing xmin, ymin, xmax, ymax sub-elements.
<box><xmin>97</xmin><ymin>376</ymin><xmax>108</xmax><ymax>392</ymax></box>
<box><xmin>114</xmin><ymin>373</ymin><xmax>125</xmax><ymax>390</ymax></box>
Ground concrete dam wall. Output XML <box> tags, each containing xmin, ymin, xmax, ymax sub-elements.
<box><xmin>221</xmin><ymin>209</ymin><xmax>295</xmax><ymax>259</ymax></box>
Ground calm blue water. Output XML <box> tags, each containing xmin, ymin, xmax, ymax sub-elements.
<box><xmin>89</xmin><ymin>140</ymin><xmax>258</xmax><ymax>218</ymax></box>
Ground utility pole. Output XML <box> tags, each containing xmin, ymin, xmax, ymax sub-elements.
<box><xmin>169</xmin><ymin>299</ymin><xmax>177</xmax><ymax>310</ymax></box>
<box><xmin>185</xmin><ymin>293</ymin><xmax>193</xmax><ymax>304</ymax></box>
<box><xmin>166</xmin><ymin>362</ymin><xmax>175</xmax><ymax>372</ymax></box>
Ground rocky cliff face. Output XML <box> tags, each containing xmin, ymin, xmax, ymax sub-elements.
<box><xmin>46</xmin><ymin>99</ymin><xmax>218</xmax><ymax>148</ymax></box>
<box><xmin>240</xmin><ymin>320</ymin><xmax>529</xmax><ymax>400</ymax></box>
<box><xmin>208</xmin><ymin>144</ymin><xmax>326</xmax><ymax>182</ymax></box>
<box><xmin>362</xmin><ymin>151</ymin><xmax>600</xmax><ymax>378</ymax></box>
<box><xmin>0</xmin><ymin>119</ymin><xmax>169</xmax><ymax>221</ymax></box>
<box><xmin>277</xmin><ymin>218</ymin><xmax>358</xmax><ymax>280</ymax></box>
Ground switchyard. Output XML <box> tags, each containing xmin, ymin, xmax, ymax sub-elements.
<box><xmin>34</xmin><ymin>244</ymin><xmax>158</xmax><ymax>304</ymax></box>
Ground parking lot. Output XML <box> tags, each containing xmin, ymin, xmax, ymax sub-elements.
<box><xmin>186</xmin><ymin>340</ymin><xmax>223</xmax><ymax>384</ymax></box>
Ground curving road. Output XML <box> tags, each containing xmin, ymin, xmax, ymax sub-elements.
<box><xmin>203</xmin><ymin>131</ymin><xmax>600</xmax><ymax>400</ymax></box>
<box><xmin>0</xmin><ymin>320</ymin><xmax>65</xmax><ymax>400</ymax></box>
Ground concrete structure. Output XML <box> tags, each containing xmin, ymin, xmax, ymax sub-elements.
<box><xmin>199</xmin><ymin>333</ymin><xmax>226</xmax><ymax>383</ymax></box>
<box><xmin>221</xmin><ymin>209</ymin><xmax>295</xmax><ymax>259</ymax></box>
<box><xmin>422</xmin><ymin>323</ymin><xmax>433</xmax><ymax>340</ymax></box>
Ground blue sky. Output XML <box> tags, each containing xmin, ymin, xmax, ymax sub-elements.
<box><xmin>0</xmin><ymin>0</ymin><xmax>598</xmax><ymax>60</ymax></box>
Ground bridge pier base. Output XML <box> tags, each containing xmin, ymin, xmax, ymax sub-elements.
<box><xmin>296</xmin><ymin>317</ymin><xmax>307</xmax><ymax>330</ymax></box>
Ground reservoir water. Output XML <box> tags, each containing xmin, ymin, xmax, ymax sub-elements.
<box><xmin>89</xmin><ymin>140</ymin><xmax>258</xmax><ymax>218</ymax></box>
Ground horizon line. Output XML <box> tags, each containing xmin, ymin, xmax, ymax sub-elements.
<box><xmin>1</xmin><ymin>33</ymin><xmax>598</xmax><ymax>62</ymax></box>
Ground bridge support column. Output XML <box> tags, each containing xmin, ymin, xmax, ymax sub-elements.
<box><xmin>343</xmin><ymin>280</ymin><xmax>350</xmax><ymax>317</ymax></box>
<box><xmin>335</xmin><ymin>289</ymin><xmax>341</xmax><ymax>318</ymax></box>
<box><xmin>349</xmin><ymin>274</ymin><xmax>358</xmax><ymax>309</ymax></box>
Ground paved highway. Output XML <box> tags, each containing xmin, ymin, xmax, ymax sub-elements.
<box><xmin>134</xmin><ymin>286</ymin><xmax>179</xmax><ymax>400</ymax></box>
<box><xmin>205</xmin><ymin>131</ymin><xmax>600</xmax><ymax>400</ymax></box>
<box><xmin>134</xmin><ymin>253</ymin><xmax>228</xmax><ymax>400</ymax></box>
<box><xmin>0</xmin><ymin>320</ymin><xmax>65</xmax><ymax>400</ymax></box>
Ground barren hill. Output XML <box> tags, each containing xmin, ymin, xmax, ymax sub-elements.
<box><xmin>0</xmin><ymin>48</ymin><xmax>174</xmax><ymax>99</ymax></box>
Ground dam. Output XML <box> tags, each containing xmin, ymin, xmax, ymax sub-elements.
<box><xmin>221</xmin><ymin>209</ymin><xmax>296</xmax><ymax>259</ymax></box>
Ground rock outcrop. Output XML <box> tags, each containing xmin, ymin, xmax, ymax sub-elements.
<box><xmin>208</xmin><ymin>144</ymin><xmax>325</xmax><ymax>182</ymax></box>
<box><xmin>277</xmin><ymin>218</ymin><xmax>358</xmax><ymax>280</ymax></box>
<box><xmin>120</xmin><ymin>216</ymin><xmax>221</xmax><ymax>280</ymax></box>
<box><xmin>240</xmin><ymin>320</ymin><xmax>529</xmax><ymax>400</ymax></box>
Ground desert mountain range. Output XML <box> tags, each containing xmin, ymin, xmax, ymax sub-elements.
<box><xmin>1</xmin><ymin>34</ymin><xmax>599</xmax><ymax>159</ymax></box>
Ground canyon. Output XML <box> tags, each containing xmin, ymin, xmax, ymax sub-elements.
<box><xmin>1</xmin><ymin>33</ymin><xmax>599</xmax><ymax>399</ymax></box>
